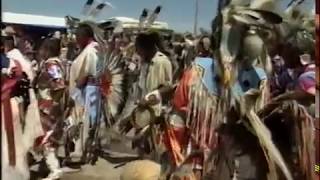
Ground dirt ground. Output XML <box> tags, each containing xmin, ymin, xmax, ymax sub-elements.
<box><xmin>61</xmin><ymin>159</ymin><xmax>123</xmax><ymax>180</ymax></box>
<box><xmin>61</xmin><ymin>135</ymin><xmax>137</xmax><ymax>180</ymax></box>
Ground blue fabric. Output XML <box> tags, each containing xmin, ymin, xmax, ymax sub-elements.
<box><xmin>1</xmin><ymin>54</ymin><xmax>10</xmax><ymax>69</ymax></box>
<box><xmin>233</xmin><ymin>67</ymin><xmax>267</xmax><ymax>96</ymax></box>
<box><xmin>84</xmin><ymin>85</ymin><xmax>101</xmax><ymax>126</ymax></box>
<box><xmin>194</xmin><ymin>57</ymin><xmax>220</xmax><ymax>95</ymax></box>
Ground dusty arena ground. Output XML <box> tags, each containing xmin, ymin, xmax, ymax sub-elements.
<box><xmin>61</xmin><ymin>159</ymin><xmax>122</xmax><ymax>180</ymax></box>
<box><xmin>61</xmin><ymin>133</ymin><xmax>137</xmax><ymax>180</ymax></box>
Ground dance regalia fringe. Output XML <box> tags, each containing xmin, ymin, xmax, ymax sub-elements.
<box><xmin>1</xmin><ymin>60</ymin><xmax>31</xmax><ymax>180</ymax></box>
<box><xmin>259</xmin><ymin>100</ymin><xmax>316</xmax><ymax>180</ymax></box>
<box><xmin>184</xmin><ymin>58</ymin><xmax>223</xmax><ymax>173</ymax></box>
<box><xmin>36</xmin><ymin>58</ymin><xmax>66</xmax><ymax>146</ymax></box>
<box><xmin>186</xmin><ymin>76</ymin><xmax>222</xmax><ymax>171</ymax></box>
<box><xmin>1</xmin><ymin>60</ymin><xmax>23</xmax><ymax>166</ymax></box>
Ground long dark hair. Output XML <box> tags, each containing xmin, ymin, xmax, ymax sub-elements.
<box><xmin>149</xmin><ymin>31</ymin><xmax>171</xmax><ymax>56</ymax></box>
<box><xmin>40</xmin><ymin>38</ymin><xmax>61</xmax><ymax>59</ymax></box>
<box><xmin>66</xmin><ymin>41</ymin><xmax>78</xmax><ymax>61</ymax></box>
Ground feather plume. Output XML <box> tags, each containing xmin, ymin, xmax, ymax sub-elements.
<box><xmin>82</xmin><ymin>0</ymin><xmax>95</xmax><ymax>16</ymax></box>
<box><xmin>100</xmin><ymin>53</ymin><xmax>126</xmax><ymax>118</ymax></box>
<box><xmin>88</xmin><ymin>1</ymin><xmax>114</xmax><ymax>18</ymax></box>
<box><xmin>250</xmin><ymin>0</ymin><xmax>276</xmax><ymax>12</ymax></box>
<box><xmin>139</xmin><ymin>8</ymin><xmax>149</xmax><ymax>29</ymax></box>
<box><xmin>65</xmin><ymin>15</ymin><xmax>81</xmax><ymax>31</ymax></box>
<box><xmin>229</xmin><ymin>0</ymin><xmax>250</xmax><ymax>6</ymax></box>
<box><xmin>145</xmin><ymin>6</ymin><xmax>162</xmax><ymax>28</ymax></box>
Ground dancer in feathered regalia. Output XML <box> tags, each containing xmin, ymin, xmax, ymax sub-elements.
<box><xmin>1</xmin><ymin>31</ymin><xmax>43</xmax><ymax>180</ymax></box>
<box><xmin>69</xmin><ymin>23</ymin><xmax>102</xmax><ymax>160</ymax></box>
<box><xmin>156</xmin><ymin>36</ymin><xmax>222</xmax><ymax>180</ymax></box>
<box><xmin>33</xmin><ymin>38</ymin><xmax>66</xmax><ymax>179</ymax></box>
<box><xmin>66</xmin><ymin>0</ymin><xmax>126</xmax><ymax>165</ymax></box>
<box><xmin>206</xmin><ymin>0</ymin><xmax>316</xmax><ymax>180</ymax></box>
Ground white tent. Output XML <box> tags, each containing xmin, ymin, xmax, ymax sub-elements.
<box><xmin>2</xmin><ymin>12</ymin><xmax>66</xmax><ymax>28</ymax></box>
<box><xmin>101</xmin><ymin>16</ymin><xmax>169</xmax><ymax>31</ymax></box>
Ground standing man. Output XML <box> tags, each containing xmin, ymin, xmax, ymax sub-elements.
<box><xmin>120</xmin><ymin>32</ymin><xmax>172</xmax><ymax>158</ymax></box>
<box><xmin>134</xmin><ymin>32</ymin><xmax>173</xmax><ymax>116</ymax></box>
<box><xmin>34</xmin><ymin>38</ymin><xmax>66</xmax><ymax>180</ymax></box>
<box><xmin>69</xmin><ymin>23</ymin><xmax>101</xmax><ymax>162</ymax></box>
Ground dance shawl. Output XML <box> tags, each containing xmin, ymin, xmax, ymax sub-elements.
<box><xmin>1</xmin><ymin>60</ymin><xmax>23</xmax><ymax>166</ymax></box>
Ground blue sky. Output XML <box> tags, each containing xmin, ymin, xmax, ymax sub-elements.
<box><xmin>3</xmin><ymin>0</ymin><xmax>217</xmax><ymax>32</ymax></box>
<box><xmin>2</xmin><ymin>0</ymin><xmax>315</xmax><ymax>32</ymax></box>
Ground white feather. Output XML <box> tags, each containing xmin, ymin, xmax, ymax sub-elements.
<box><xmin>88</xmin><ymin>0</ymin><xmax>114</xmax><ymax>18</ymax></box>
<box><xmin>229</xmin><ymin>0</ymin><xmax>251</xmax><ymax>6</ymax></box>
<box><xmin>250</xmin><ymin>0</ymin><xmax>275</xmax><ymax>11</ymax></box>
<box><xmin>81</xmin><ymin>0</ymin><xmax>95</xmax><ymax>16</ymax></box>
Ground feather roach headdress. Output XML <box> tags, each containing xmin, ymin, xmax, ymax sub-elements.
<box><xmin>138</xmin><ymin>6</ymin><xmax>162</xmax><ymax>31</ymax></box>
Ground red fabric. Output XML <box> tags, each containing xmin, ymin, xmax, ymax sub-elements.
<box><xmin>163</xmin><ymin>125</ymin><xmax>188</xmax><ymax>167</ymax></box>
<box><xmin>172</xmin><ymin>68</ymin><xmax>195</xmax><ymax>113</ymax></box>
<box><xmin>38</xmin><ymin>99</ymin><xmax>55</xmax><ymax>133</ymax></box>
<box><xmin>2</xmin><ymin>96</ymin><xmax>16</xmax><ymax>166</ymax></box>
<box><xmin>1</xmin><ymin>60</ymin><xmax>23</xmax><ymax>166</ymax></box>
<box><xmin>100</xmin><ymin>70</ymin><xmax>112</xmax><ymax>97</ymax></box>
<box><xmin>1</xmin><ymin>61</ymin><xmax>23</xmax><ymax>101</ymax></box>
<box><xmin>164</xmin><ymin>68</ymin><xmax>195</xmax><ymax>167</ymax></box>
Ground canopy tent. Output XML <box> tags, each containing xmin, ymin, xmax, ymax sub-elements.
<box><xmin>2</xmin><ymin>12</ymin><xmax>67</xmax><ymax>51</ymax></box>
<box><xmin>2</xmin><ymin>12</ymin><xmax>66</xmax><ymax>28</ymax></box>
<box><xmin>100</xmin><ymin>16</ymin><xmax>170</xmax><ymax>32</ymax></box>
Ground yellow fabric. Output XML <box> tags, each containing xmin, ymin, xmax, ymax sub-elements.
<box><xmin>146</xmin><ymin>51</ymin><xmax>173</xmax><ymax>93</ymax></box>
<box><xmin>145</xmin><ymin>51</ymin><xmax>173</xmax><ymax>116</ymax></box>
<box><xmin>69</xmin><ymin>42</ymin><xmax>99</xmax><ymax>120</ymax></box>
<box><xmin>69</xmin><ymin>42</ymin><xmax>99</xmax><ymax>93</ymax></box>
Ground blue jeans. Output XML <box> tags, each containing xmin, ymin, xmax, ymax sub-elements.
<box><xmin>84</xmin><ymin>85</ymin><xmax>101</xmax><ymax>126</ymax></box>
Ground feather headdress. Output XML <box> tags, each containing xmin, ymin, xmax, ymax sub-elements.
<box><xmin>213</xmin><ymin>0</ymin><xmax>282</xmax><ymax>87</ymax></box>
<box><xmin>139</xmin><ymin>8</ymin><xmax>149</xmax><ymax>29</ymax></box>
<box><xmin>279</xmin><ymin>0</ymin><xmax>315</xmax><ymax>53</ymax></box>
<box><xmin>65</xmin><ymin>0</ymin><xmax>114</xmax><ymax>32</ymax></box>
<box><xmin>138</xmin><ymin>6</ymin><xmax>162</xmax><ymax>31</ymax></box>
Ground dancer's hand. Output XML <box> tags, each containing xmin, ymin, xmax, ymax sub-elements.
<box><xmin>76</xmin><ymin>76</ymin><xmax>88</xmax><ymax>88</ymax></box>
<box><xmin>139</xmin><ymin>94</ymin><xmax>160</xmax><ymax>107</ymax></box>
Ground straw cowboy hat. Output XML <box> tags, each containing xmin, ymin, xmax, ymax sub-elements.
<box><xmin>120</xmin><ymin>160</ymin><xmax>161</xmax><ymax>180</ymax></box>
<box><xmin>2</xmin><ymin>26</ymin><xmax>16</xmax><ymax>37</ymax></box>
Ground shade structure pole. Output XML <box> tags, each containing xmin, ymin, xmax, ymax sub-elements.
<box><xmin>193</xmin><ymin>0</ymin><xmax>199</xmax><ymax>36</ymax></box>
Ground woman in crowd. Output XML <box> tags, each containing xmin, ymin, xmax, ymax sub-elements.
<box><xmin>34</xmin><ymin>38</ymin><xmax>66</xmax><ymax>180</ymax></box>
